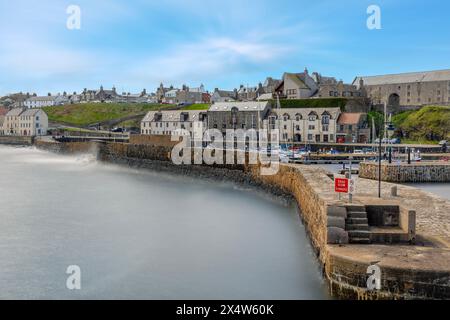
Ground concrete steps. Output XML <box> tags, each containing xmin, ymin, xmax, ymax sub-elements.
<box><xmin>345</xmin><ymin>207</ymin><xmax>371</xmax><ymax>244</ymax></box>
<box><xmin>347</xmin><ymin>217</ymin><xmax>368</xmax><ymax>225</ymax></box>
<box><xmin>346</xmin><ymin>224</ymin><xmax>370</xmax><ymax>231</ymax></box>
<box><xmin>349</xmin><ymin>238</ymin><xmax>371</xmax><ymax>244</ymax></box>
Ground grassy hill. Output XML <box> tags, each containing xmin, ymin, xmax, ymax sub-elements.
<box><xmin>43</xmin><ymin>103</ymin><xmax>174</xmax><ymax>127</ymax></box>
<box><xmin>392</xmin><ymin>106</ymin><xmax>450</xmax><ymax>143</ymax></box>
<box><xmin>181</xmin><ymin>103</ymin><xmax>210</xmax><ymax>110</ymax></box>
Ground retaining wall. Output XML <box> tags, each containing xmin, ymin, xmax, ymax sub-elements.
<box><xmin>0</xmin><ymin>136</ymin><xmax>34</xmax><ymax>145</ymax></box>
<box><xmin>360</xmin><ymin>162</ymin><xmax>450</xmax><ymax>183</ymax></box>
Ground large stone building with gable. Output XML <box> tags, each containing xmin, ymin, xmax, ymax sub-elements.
<box><xmin>353</xmin><ymin>69</ymin><xmax>450</xmax><ymax>111</ymax></box>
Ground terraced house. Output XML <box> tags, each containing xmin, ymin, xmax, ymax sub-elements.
<box><xmin>141</xmin><ymin>110</ymin><xmax>208</xmax><ymax>136</ymax></box>
<box><xmin>2</xmin><ymin>108</ymin><xmax>48</xmax><ymax>136</ymax></box>
<box><xmin>207</xmin><ymin>101</ymin><xmax>271</xmax><ymax>135</ymax></box>
<box><xmin>264</xmin><ymin>108</ymin><xmax>341</xmax><ymax>143</ymax></box>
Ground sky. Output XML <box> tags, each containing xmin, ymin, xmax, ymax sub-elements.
<box><xmin>0</xmin><ymin>0</ymin><xmax>449</xmax><ymax>96</ymax></box>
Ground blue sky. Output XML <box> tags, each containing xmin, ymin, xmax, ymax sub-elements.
<box><xmin>0</xmin><ymin>0</ymin><xmax>449</xmax><ymax>95</ymax></box>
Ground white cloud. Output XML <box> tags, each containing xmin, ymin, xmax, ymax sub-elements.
<box><xmin>129</xmin><ymin>37</ymin><xmax>293</xmax><ymax>85</ymax></box>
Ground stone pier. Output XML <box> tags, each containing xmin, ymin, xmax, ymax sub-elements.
<box><xmin>359</xmin><ymin>161</ymin><xmax>450</xmax><ymax>183</ymax></box>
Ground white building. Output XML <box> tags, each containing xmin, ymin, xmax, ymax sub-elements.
<box><xmin>24</xmin><ymin>96</ymin><xmax>57</xmax><ymax>108</ymax></box>
<box><xmin>3</xmin><ymin>108</ymin><xmax>48</xmax><ymax>136</ymax></box>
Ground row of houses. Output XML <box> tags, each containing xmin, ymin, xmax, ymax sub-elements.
<box><xmin>2</xmin><ymin>68</ymin><xmax>449</xmax><ymax>111</ymax></box>
<box><xmin>141</xmin><ymin>102</ymin><xmax>370</xmax><ymax>144</ymax></box>
<box><xmin>0</xmin><ymin>108</ymin><xmax>49</xmax><ymax>136</ymax></box>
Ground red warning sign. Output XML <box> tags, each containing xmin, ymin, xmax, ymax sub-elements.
<box><xmin>335</xmin><ymin>178</ymin><xmax>349</xmax><ymax>193</ymax></box>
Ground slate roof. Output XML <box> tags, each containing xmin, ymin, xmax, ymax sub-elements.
<box><xmin>353</xmin><ymin>69</ymin><xmax>450</xmax><ymax>87</ymax></box>
<box><xmin>209</xmin><ymin>101</ymin><xmax>270</xmax><ymax>112</ymax></box>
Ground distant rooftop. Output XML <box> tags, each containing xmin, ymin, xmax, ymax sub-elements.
<box><xmin>354</xmin><ymin>69</ymin><xmax>450</xmax><ymax>87</ymax></box>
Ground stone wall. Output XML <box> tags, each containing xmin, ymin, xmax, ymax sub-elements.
<box><xmin>129</xmin><ymin>134</ymin><xmax>179</xmax><ymax>147</ymax></box>
<box><xmin>34</xmin><ymin>140</ymin><xmax>98</xmax><ymax>155</ymax></box>
<box><xmin>359</xmin><ymin>162</ymin><xmax>450</xmax><ymax>182</ymax></box>
<box><xmin>0</xmin><ymin>136</ymin><xmax>34</xmax><ymax>145</ymax></box>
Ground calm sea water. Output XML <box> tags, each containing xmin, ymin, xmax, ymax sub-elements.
<box><xmin>0</xmin><ymin>145</ymin><xmax>328</xmax><ymax>300</ymax></box>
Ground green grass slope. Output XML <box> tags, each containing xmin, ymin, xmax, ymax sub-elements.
<box><xmin>393</xmin><ymin>106</ymin><xmax>450</xmax><ymax>142</ymax></box>
<box><xmin>43</xmin><ymin>103</ymin><xmax>174</xmax><ymax>126</ymax></box>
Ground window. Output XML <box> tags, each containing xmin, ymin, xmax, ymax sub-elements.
<box><xmin>308</xmin><ymin>134</ymin><xmax>313</xmax><ymax>141</ymax></box>
<box><xmin>308</xmin><ymin>125</ymin><xmax>315</xmax><ymax>130</ymax></box>
<box><xmin>315</xmin><ymin>135</ymin><xmax>320</xmax><ymax>142</ymax></box>
<box><xmin>323</xmin><ymin>125</ymin><xmax>329</xmax><ymax>132</ymax></box>
<box><xmin>296</xmin><ymin>125</ymin><xmax>300</xmax><ymax>131</ymax></box>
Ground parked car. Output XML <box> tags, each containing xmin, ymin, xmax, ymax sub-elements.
<box><xmin>439</xmin><ymin>140</ymin><xmax>448</xmax><ymax>146</ymax></box>
<box><xmin>390</xmin><ymin>138</ymin><xmax>401</xmax><ymax>144</ymax></box>
<box><xmin>111</xmin><ymin>127</ymin><xmax>124</xmax><ymax>133</ymax></box>
<box><xmin>353</xmin><ymin>149</ymin><xmax>365</xmax><ymax>155</ymax></box>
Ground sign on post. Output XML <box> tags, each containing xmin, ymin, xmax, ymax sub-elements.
<box><xmin>349</xmin><ymin>178</ymin><xmax>356</xmax><ymax>195</ymax></box>
<box><xmin>335</xmin><ymin>178</ymin><xmax>349</xmax><ymax>193</ymax></box>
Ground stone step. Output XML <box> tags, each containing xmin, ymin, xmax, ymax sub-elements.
<box><xmin>346</xmin><ymin>224</ymin><xmax>370</xmax><ymax>231</ymax></box>
<box><xmin>346</xmin><ymin>218</ymin><xmax>368</xmax><ymax>225</ymax></box>
<box><xmin>346</xmin><ymin>206</ymin><xmax>366</xmax><ymax>213</ymax></box>
<box><xmin>347</xmin><ymin>211</ymin><xmax>368</xmax><ymax>219</ymax></box>
<box><xmin>348</xmin><ymin>230</ymin><xmax>371</xmax><ymax>239</ymax></box>
<box><xmin>349</xmin><ymin>238</ymin><xmax>372</xmax><ymax>244</ymax></box>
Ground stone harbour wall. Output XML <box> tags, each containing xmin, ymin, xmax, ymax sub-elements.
<box><xmin>0</xmin><ymin>136</ymin><xmax>34</xmax><ymax>145</ymax></box>
<box><xmin>359</xmin><ymin>162</ymin><xmax>450</xmax><ymax>183</ymax></box>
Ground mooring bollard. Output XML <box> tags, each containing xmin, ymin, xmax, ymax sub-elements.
<box><xmin>391</xmin><ymin>186</ymin><xmax>398</xmax><ymax>197</ymax></box>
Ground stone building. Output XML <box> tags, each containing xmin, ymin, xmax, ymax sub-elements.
<box><xmin>236</xmin><ymin>84</ymin><xmax>265</xmax><ymax>101</ymax></box>
<box><xmin>263</xmin><ymin>107</ymin><xmax>341</xmax><ymax>143</ymax></box>
<box><xmin>336</xmin><ymin>113</ymin><xmax>370</xmax><ymax>143</ymax></box>
<box><xmin>276</xmin><ymin>69</ymin><xmax>365</xmax><ymax>100</ymax></box>
<box><xmin>276</xmin><ymin>70</ymin><xmax>319</xmax><ymax>99</ymax></box>
<box><xmin>353</xmin><ymin>69</ymin><xmax>450</xmax><ymax>111</ymax></box>
<box><xmin>210</xmin><ymin>88</ymin><xmax>237</xmax><ymax>103</ymax></box>
<box><xmin>141</xmin><ymin>110</ymin><xmax>208</xmax><ymax>136</ymax></box>
<box><xmin>2</xmin><ymin>108</ymin><xmax>48</xmax><ymax>136</ymax></box>
<box><xmin>262</xmin><ymin>77</ymin><xmax>282</xmax><ymax>94</ymax></box>
<box><xmin>207</xmin><ymin>101</ymin><xmax>271</xmax><ymax>135</ymax></box>
<box><xmin>18</xmin><ymin>109</ymin><xmax>49</xmax><ymax>136</ymax></box>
